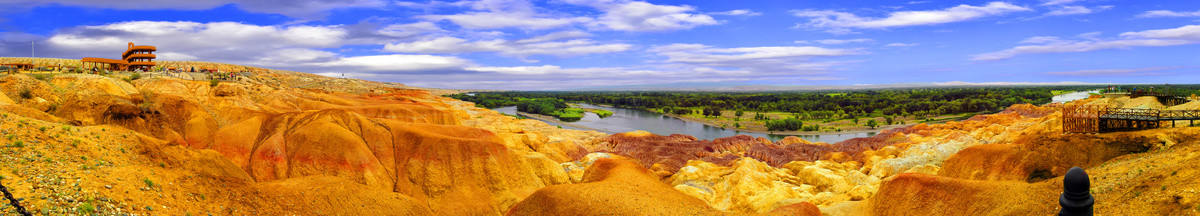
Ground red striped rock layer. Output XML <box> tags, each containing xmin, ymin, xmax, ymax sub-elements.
<box><xmin>596</xmin><ymin>130</ymin><xmax>912</xmax><ymax>177</ymax></box>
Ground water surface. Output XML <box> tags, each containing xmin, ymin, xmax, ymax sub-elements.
<box><xmin>494</xmin><ymin>103</ymin><xmax>875</xmax><ymax>143</ymax></box>
<box><xmin>1052</xmin><ymin>89</ymin><xmax>1102</xmax><ymax>103</ymax></box>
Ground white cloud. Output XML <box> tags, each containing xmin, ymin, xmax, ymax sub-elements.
<box><xmin>816</xmin><ymin>38</ymin><xmax>874</xmax><ymax>44</ymax></box>
<box><xmin>1019</xmin><ymin>36</ymin><xmax>1063</xmax><ymax>44</ymax></box>
<box><xmin>33</xmin><ymin>20</ymin><xmax>491</xmax><ymax>75</ymax></box>
<box><xmin>1045</xmin><ymin>5</ymin><xmax>1112</xmax><ymax>16</ymax></box>
<box><xmin>711</xmin><ymin>9</ymin><xmax>762</xmax><ymax>16</ymax></box>
<box><xmin>1044</xmin><ymin>66</ymin><xmax>1183</xmax><ymax>76</ymax></box>
<box><xmin>376</xmin><ymin>22</ymin><xmax>445</xmax><ymax>38</ymax></box>
<box><xmin>648</xmin><ymin>43</ymin><xmax>861</xmax><ymax>80</ymax></box>
<box><xmin>383</xmin><ymin>37</ymin><xmax>505</xmax><ymax>54</ymax></box>
<box><xmin>1075</xmin><ymin>32</ymin><xmax>1102</xmax><ymax>41</ymax></box>
<box><xmin>650</xmin><ymin>44</ymin><xmax>859</xmax><ymax>64</ymax></box>
<box><xmin>1040</xmin><ymin>0</ymin><xmax>1083</xmax><ymax>6</ymax></box>
<box><xmin>1</xmin><ymin>0</ymin><xmax>384</xmax><ymax>20</ymax></box>
<box><xmin>382</xmin><ymin>35</ymin><xmax>631</xmax><ymax>58</ymax></box>
<box><xmin>156</xmin><ymin>52</ymin><xmax>199</xmax><ymax>61</ymax></box>
<box><xmin>973</xmin><ymin>25</ymin><xmax>1200</xmax><ymax>61</ymax></box>
<box><xmin>413</xmin><ymin>0</ymin><xmax>593</xmax><ymax>30</ymax></box>
<box><xmin>410</xmin><ymin>0</ymin><xmax>722</xmax><ymax>32</ymax></box>
<box><xmin>43</xmin><ymin>21</ymin><xmax>351</xmax><ymax>57</ymax></box>
<box><xmin>313</xmin><ymin>54</ymin><xmax>470</xmax><ymax>72</ymax></box>
<box><xmin>575</xmin><ymin>1</ymin><xmax>720</xmax><ymax>32</ymax></box>
<box><xmin>793</xmin><ymin>2</ymin><xmax>1030</xmax><ymax>34</ymax></box>
<box><xmin>1137</xmin><ymin>10</ymin><xmax>1200</xmax><ymax>18</ymax></box>
<box><xmin>467</xmin><ymin>65</ymin><xmax>567</xmax><ymax>75</ymax></box>
<box><xmin>885</xmin><ymin>43</ymin><xmax>919</xmax><ymax>47</ymax></box>
<box><xmin>422</xmin><ymin>12</ymin><xmax>592</xmax><ymax>30</ymax></box>
<box><xmin>1118</xmin><ymin>25</ymin><xmax>1200</xmax><ymax>40</ymax></box>
<box><xmin>255</xmin><ymin>48</ymin><xmax>339</xmax><ymax>65</ymax></box>
<box><xmin>465</xmin><ymin>65</ymin><xmax>632</xmax><ymax>76</ymax></box>
<box><xmin>515</xmin><ymin>30</ymin><xmax>592</xmax><ymax>43</ymax></box>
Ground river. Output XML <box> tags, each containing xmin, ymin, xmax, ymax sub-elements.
<box><xmin>1051</xmin><ymin>89</ymin><xmax>1101</xmax><ymax>103</ymax></box>
<box><xmin>493</xmin><ymin>103</ymin><xmax>875</xmax><ymax>143</ymax></box>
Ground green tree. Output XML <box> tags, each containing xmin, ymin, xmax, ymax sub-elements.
<box><xmin>766</xmin><ymin>118</ymin><xmax>803</xmax><ymax>131</ymax></box>
<box><xmin>867</xmin><ymin>119</ymin><xmax>878</xmax><ymax>129</ymax></box>
<box><xmin>673</xmin><ymin>108</ymin><xmax>693</xmax><ymax>115</ymax></box>
<box><xmin>735</xmin><ymin>109</ymin><xmax>745</xmax><ymax>118</ymax></box>
<box><xmin>703</xmin><ymin>107</ymin><xmax>723</xmax><ymax>117</ymax></box>
<box><xmin>885</xmin><ymin>116</ymin><xmax>895</xmax><ymax>125</ymax></box>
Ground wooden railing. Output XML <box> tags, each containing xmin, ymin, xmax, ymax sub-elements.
<box><xmin>1102</xmin><ymin>108</ymin><xmax>1159</xmax><ymax>121</ymax></box>
<box><xmin>1064</xmin><ymin>105</ymin><xmax>1200</xmax><ymax>133</ymax></box>
<box><xmin>1161</xmin><ymin>110</ymin><xmax>1200</xmax><ymax>120</ymax></box>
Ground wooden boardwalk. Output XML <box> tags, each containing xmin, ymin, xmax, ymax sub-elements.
<box><xmin>1064</xmin><ymin>105</ymin><xmax>1200</xmax><ymax>133</ymax></box>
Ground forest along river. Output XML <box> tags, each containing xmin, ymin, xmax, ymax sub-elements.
<box><xmin>493</xmin><ymin>103</ymin><xmax>874</xmax><ymax>143</ymax></box>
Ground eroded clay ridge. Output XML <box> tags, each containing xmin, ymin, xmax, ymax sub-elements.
<box><xmin>0</xmin><ymin>57</ymin><xmax>604</xmax><ymax>215</ymax></box>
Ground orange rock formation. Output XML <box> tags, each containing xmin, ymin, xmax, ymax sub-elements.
<box><xmin>0</xmin><ymin>58</ymin><xmax>602</xmax><ymax>215</ymax></box>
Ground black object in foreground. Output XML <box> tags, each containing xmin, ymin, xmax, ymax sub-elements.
<box><xmin>0</xmin><ymin>180</ymin><xmax>33</xmax><ymax>216</ymax></box>
<box><xmin>1059</xmin><ymin>167</ymin><xmax>1094</xmax><ymax>216</ymax></box>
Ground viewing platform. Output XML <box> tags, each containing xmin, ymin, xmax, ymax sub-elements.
<box><xmin>1064</xmin><ymin>104</ymin><xmax>1200</xmax><ymax>133</ymax></box>
<box><xmin>81</xmin><ymin>42</ymin><xmax>156</xmax><ymax>71</ymax></box>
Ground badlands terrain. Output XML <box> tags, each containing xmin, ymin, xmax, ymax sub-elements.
<box><xmin>1</xmin><ymin>57</ymin><xmax>1199</xmax><ymax>215</ymax></box>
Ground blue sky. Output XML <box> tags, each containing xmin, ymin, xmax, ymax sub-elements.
<box><xmin>0</xmin><ymin>0</ymin><xmax>1198</xmax><ymax>90</ymax></box>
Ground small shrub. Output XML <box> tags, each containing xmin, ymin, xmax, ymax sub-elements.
<box><xmin>130</xmin><ymin>72</ymin><xmax>142</xmax><ymax>80</ymax></box>
<box><xmin>33</xmin><ymin>74</ymin><xmax>48</xmax><ymax>81</ymax></box>
<box><xmin>4</xmin><ymin>134</ymin><xmax>14</xmax><ymax>140</ymax></box>
<box><xmin>78</xmin><ymin>202</ymin><xmax>96</xmax><ymax>214</ymax></box>
<box><xmin>209</xmin><ymin>79</ymin><xmax>220</xmax><ymax>87</ymax></box>
<box><xmin>11</xmin><ymin>140</ymin><xmax>24</xmax><ymax>148</ymax></box>
<box><xmin>18</xmin><ymin>88</ymin><xmax>33</xmax><ymax>99</ymax></box>
<box><xmin>38</xmin><ymin>126</ymin><xmax>47</xmax><ymax>132</ymax></box>
<box><xmin>143</xmin><ymin>178</ymin><xmax>155</xmax><ymax>188</ymax></box>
